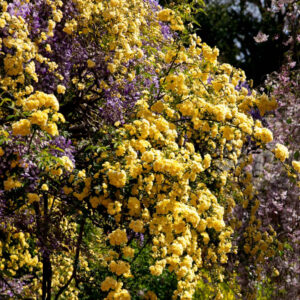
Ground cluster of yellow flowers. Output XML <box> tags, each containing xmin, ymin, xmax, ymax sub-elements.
<box><xmin>273</xmin><ymin>143</ymin><xmax>289</xmax><ymax>162</ymax></box>
<box><xmin>0</xmin><ymin>224</ymin><xmax>42</xmax><ymax>296</ymax></box>
<box><xmin>12</xmin><ymin>91</ymin><xmax>64</xmax><ymax>136</ymax></box>
<box><xmin>3</xmin><ymin>176</ymin><xmax>22</xmax><ymax>191</ymax></box>
<box><xmin>1</xmin><ymin>0</ymin><xmax>298</xmax><ymax>299</ymax></box>
<box><xmin>157</xmin><ymin>8</ymin><xmax>184</xmax><ymax>31</ymax></box>
<box><xmin>108</xmin><ymin>229</ymin><xmax>128</xmax><ymax>246</ymax></box>
<box><xmin>0</xmin><ymin>0</ymin><xmax>66</xmax><ymax>103</ymax></box>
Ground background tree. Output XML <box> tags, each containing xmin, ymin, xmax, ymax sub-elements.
<box><xmin>161</xmin><ymin>0</ymin><xmax>299</xmax><ymax>86</ymax></box>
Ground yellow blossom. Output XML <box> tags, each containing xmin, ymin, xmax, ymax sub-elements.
<box><xmin>4</xmin><ymin>177</ymin><xmax>22</xmax><ymax>191</ymax></box>
<box><xmin>12</xmin><ymin>119</ymin><xmax>31</xmax><ymax>136</ymax></box>
<box><xmin>27</xmin><ymin>193</ymin><xmax>40</xmax><ymax>204</ymax></box>
<box><xmin>57</xmin><ymin>84</ymin><xmax>66</xmax><ymax>94</ymax></box>
<box><xmin>101</xmin><ymin>276</ymin><xmax>118</xmax><ymax>292</ymax></box>
<box><xmin>107</xmin><ymin>201</ymin><xmax>122</xmax><ymax>215</ymax></box>
<box><xmin>30</xmin><ymin>110</ymin><xmax>48</xmax><ymax>127</ymax></box>
<box><xmin>43</xmin><ymin>122</ymin><xmax>59</xmax><ymax>136</ymax></box>
<box><xmin>292</xmin><ymin>161</ymin><xmax>300</xmax><ymax>173</ymax></box>
<box><xmin>87</xmin><ymin>59</ymin><xmax>96</xmax><ymax>68</ymax></box>
<box><xmin>108</xmin><ymin>229</ymin><xmax>128</xmax><ymax>246</ymax></box>
<box><xmin>109</xmin><ymin>260</ymin><xmax>131</xmax><ymax>276</ymax></box>
<box><xmin>107</xmin><ymin>169</ymin><xmax>127</xmax><ymax>188</ymax></box>
<box><xmin>122</xmin><ymin>246</ymin><xmax>135</xmax><ymax>258</ymax></box>
<box><xmin>60</xmin><ymin>156</ymin><xmax>74</xmax><ymax>172</ymax></box>
<box><xmin>41</xmin><ymin>184</ymin><xmax>49</xmax><ymax>191</ymax></box>
<box><xmin>273</xmin><ymin>143</ymin><xmax>289</xmax><ymax>162</ymax></box>
<box><xmin>129</xmin><ymin>219</ymin><xmax>144</xmax><ymax>233</ymax></box>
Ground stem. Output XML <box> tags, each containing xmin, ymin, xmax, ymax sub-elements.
<box><xmin>131</xmin><ymin>234</ymin><xmax>152</xmax><ymax>265</ymax></box>
<box><xmin>27</xmin><ymin>128</ymin><xmax>36</xmax><ymax>154</ymax></box>
<box><xmin>42</xmin><ymin>251</ymin><xmax>52</xmax><ymax>300</ymax></box>
<box><xmin>41</xmin><ymin>195</ymin><xmax>52</xmax><ymax>300</ymax></box>
<box><xmin>54</xmin><ymin>217</ymin><xmax>86</xmax><ymax>300</ymax></box>
<box><xmin>155</xmin><ymin>44</ymin><xmax>181</xmax><ymax>103</ymax></box>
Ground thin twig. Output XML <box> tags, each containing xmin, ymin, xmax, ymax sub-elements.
<box><xmin>27</xmin><ymin>128</ymin><xmax>36</xmax><ymax>154</ymax></box>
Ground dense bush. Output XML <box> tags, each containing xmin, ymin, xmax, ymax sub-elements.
<box><xmin>0</xmin><ymin>0</ymin><xmax>298</xmax><ymax>299</ymax></box>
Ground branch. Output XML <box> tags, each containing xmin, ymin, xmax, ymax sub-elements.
<box><xmin>130</xmin><ymin>234</ymin><xmax>152</xmax><ymax>265</ymax></box>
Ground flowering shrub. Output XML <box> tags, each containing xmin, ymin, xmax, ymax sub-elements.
<box><xmin>0</xmin><ymin>0</ymin><xmax>298</xmax><ymax>299</ymax></box>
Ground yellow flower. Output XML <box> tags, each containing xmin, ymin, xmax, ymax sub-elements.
<box><xmin>45</xmin><ymin>44</ymin><xmax>52</xmax><ymax>52</ymax></box>
<box><xmin>27</xmin><ymin>193</ymin><xmax>40</xmax><ymax>204</ymax></box>
<box><xmin>129</xmin><ymin>219</ymin><xmax>144</xmax><ymax>233</ymax></box>
<box><xmin>273</xmin><ymin>143</ymin><xmax>289</xmax><ymax>162</ymax></box>
<box><xmin>108</xmin><ymin>229</ymin><xmax>128</xmax><ymax>246</ymax></box>
<box><xmin>171</xmin><ymin>242</ymin><xmax>184</xmax><ymax>256</ymax></box>
<box><xmin>41</xmin><ymin>184</ymin><xmax>49</xmax><ymax>191</ymax></box>
<box><xmin>51</xmin><ymin>113</ymin><xmax>65</xmax><ymax>123</ymax></box>
<box><xmin>78</xmin><ymin>170</ymin><xmax>86</xmax><ymax>178</ymax></box>
<box><xmin>165</xmin><ymin>73</ymin><xmax>187</xmax><ymax>95</ymax></box>
<box><xmin>107</xmin><ymin>169</ymin><xmax>127</xmax><ymax>188</ymax></box>
<box><xmin>149</xmin><ymin>264</ymin><xmax>163</xmax><ymax>276</ymax></box>
<box><xmin>164</xmin><ymin>50</ymin><xmax>176</xmax><ymax>64</ymax></box>
<box><xmin>292</xmin><ymin>161</ymin><xmax>300</xmax><ymax>173</ymax></box>
<box><xmin>23</xmin><ymin>99</ymin><xmax>40</xmax><ymax>111</ymax></box>
<box><xmin>31</xmin><ymin>92</ymin><xmax>59</xmax><ymax>111</ymax></box>
<box><xmin>57</xmin><ymin>84</ymin><xmax>66</xmax><ymax>94</ymax></box>
<box><xmin>0</xmin><ymin>147</ymin><xmax>4</xmax><ymax>156</ymax></box>
<box><xmin>272</xmin><ymin>268</ymin><xmax>280</xmax><ymax>277</ymax></box>
<box><xmin>109</xmin><ymin>0</ymin><xmax>119</xmax><ymax>7</ymax></box>
<box><xmin>122</xmin><ymin>246</ymin><xmax>135</xmax><ymax>258</ymax></box>
<box><xmin>4</xmin><ymin>54</ymin><xmax>23</xmax><ymax>76</ymax></box>
<box><xmin>63</xmin><ymin>19</ymin><xmax>77</xmax><ymax>35</ymax></box>
<box><xmin>109</xmin><ymin>260</ymin><xmax>131</xmax><ymax>276</ymax></box>
<box><xmin>254</xmin><ymin>127</ymin><xmax>273</xmax><ymax>143</ymax></box>
<box><xmin>43</xmin><ymin>122</ymin><xmax>59</xmax><ymax>136</ymax></box>
<box><xmin>157</xmin><ymin>9</ymin><xmax>173</xmax><ymax>22</ymax></box>
<box><xmin>128</xmin><ymin>197</ymin><xmax>140</xmax><ymax>216</ymax></box>
<box><xmin>141</xmin><ymin>151</ymin><xmax>154</xmax><ymax>163</ymax></box>
<box><xmin>107</xmin><ymin>63</ymin><xmax>116</xmax><ymax>73</ymax></box>
<box><xmin>101</xmin><ymin>276</ymin><xmax>117</xmax><ymax>292</ymax></box>
<box><xmin>25</xmin><ymin>61</ymin><xmax>38</xmax><ymax>82</ymax></box>
<box><xmin>222</xmin><ymin>126</ymin><xmax>235</xmax><ymax>140</ymax></box>
<box><xmin>4</xmin><ymin>177</ymin><xmax>22</xmax><ymax>191</ymax></box>
<box><xmin>144</xmin><ymin>291</ymin><xmax>158</xmax><ymax>300</ymax></box>
<box><xmin>12</xmin><ymin>119</ymin><xmax>31</xmax><ymax>136</ymax></box>
<box><xmin>89</xmin><ymin>196</ymin><xmax>101</xmax><ymax>208</ymax></box>
<box><xmin>60</xmin><ymin>156</ymin><xmax>74</xmax><ymax>172</ymax></box>
<box><xmin>87</xmin><ymin>59</ymin><xmax>96</xmax><ymax>68</ymax></box>
<box><xmin>203</xmin><ymin>154</ymin><xmax>211</xmax><ymax>169</ymax></box>
<box><xmin>63</xmin><ymin>185</ymin><xmax>73</xmax><ymax>195</ymax></box>
<box><xmin>30</xmin><ymin>110</ymin><xmax>48</xmax><ymax>127</ymax></box>
<box><xmin>116</xmin><ymin>145</ymin><xmax>126</xmax><ymax>156</ymax></box>
<box><xmin>77</xmin><ymin>83</ymin><xmax>85</xmax><ymax>90</ymax></box>
<box><xmin>107</xmin><ymin>201</ymin><xmax>122</xmax><ymax>215</ymax></box>
<box><xmin>50</xmin><ymin>167</ymin><xmax>63</xmax><ymax>176</ymax></box>
<box><xmin>0</xmin><ymin>18</ymin><xmax>6</xmax><ymax>28</ymax></box>
<box><xmin>201</xmin><ymin>232</ymin><xmax>210</xmax><ymax>245</ymax></box>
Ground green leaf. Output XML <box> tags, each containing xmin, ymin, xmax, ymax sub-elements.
<box><xmin>0</xmin><ymin>97</ymin><xmax>12</xmax><ymax>107</ymax></box>
<box><xmin>5</xmin><ymin>115</ymin><xmax>16</xmax><ymax>120</ymax></box>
